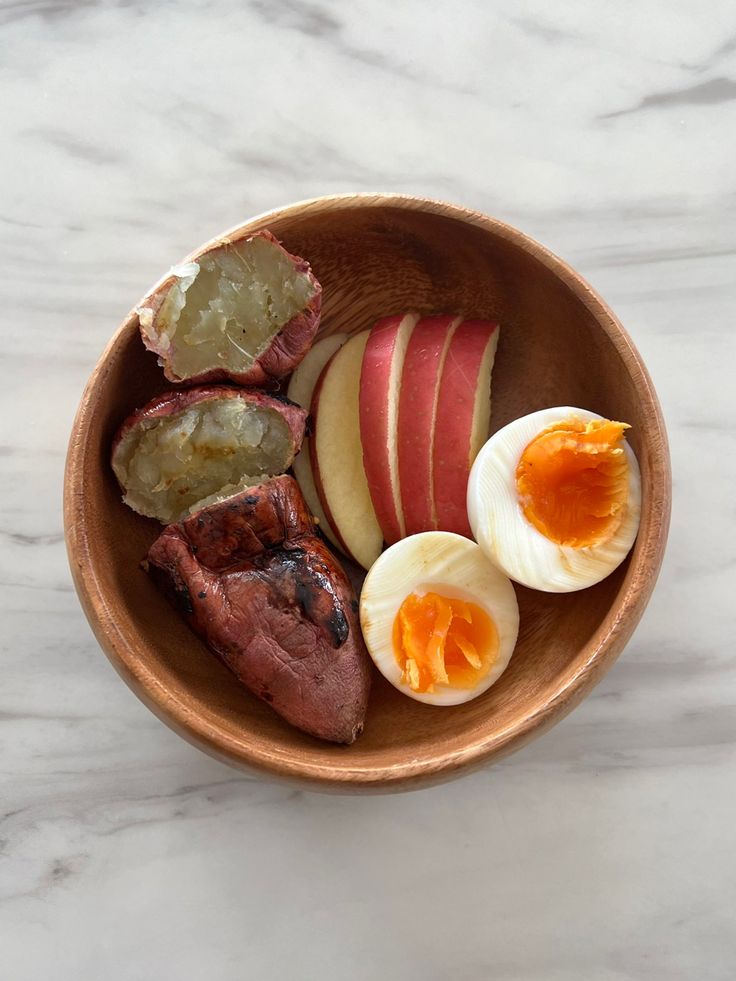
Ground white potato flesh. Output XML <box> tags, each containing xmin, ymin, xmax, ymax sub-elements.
<box><xmin>467</xmin><ymin>407</ymin><xmax>642</xmax><ymax>592</ymax></box>
<box><xmin>112</xmin><ymin>398</ymin><xmax>294</xmax><ymax>523</ymax></box>
<box><xmin>360</xmin><ymin>532</ymin><xmax>520</xmax><ymax>706</ymax></box>
<box><xmin>152</xmin><ymin>236</ymin><xmax>316</xmax><ymax>379</ymax></box>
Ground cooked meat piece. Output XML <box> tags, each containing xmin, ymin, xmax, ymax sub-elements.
<box><xmin>137</xmin><ymin>230</ymin><xmax>321</xmax><ymax>385</ymax></box>
<box><xmin>147</xmin><ymin>475</ymin><xmax>372</xmax><ymax>744</ymax></box>
<box><xmin>111</xmin><ymin>386</ymin><xmax>307</xmax><ymax>524</ymax></box>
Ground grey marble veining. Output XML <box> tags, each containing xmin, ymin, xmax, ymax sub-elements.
<box><xmin>2</xmin><ymin>2</ymin><xmax>735</xmax><ymax>978</ymax></box>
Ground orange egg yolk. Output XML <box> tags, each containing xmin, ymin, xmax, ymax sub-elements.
<box><xmin>392</xmin><ymin>592</ymin><xmax>499</xmax><ymax>693</ymax></box>
<box><xmin>515</xmin><ymin>417</ymin><xmax>630</xmax><ymax>548</ymax></box>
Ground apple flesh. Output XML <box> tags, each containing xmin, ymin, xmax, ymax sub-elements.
<box><xmin>433</xmin><ymin>321</ymin><xmax>500</xmax><ymax>537</ymax></box>
<box><xmin>287</xmin><ymin>333</ymin><xmax>347</xmax><ymax>547</ymax></box>
<box><xmin>397</xmin><ymin>315</ymin><xmax>461</xmax><ymax>536</ymax></box>
<box><xmin>359</xmin><ymin>312</ymin><xmax>419</xmax><ymax>545</ymax></box>
<box><xmin>311</xmin><ymin>332</ymin><xmax>384</xmax><ymax>570</ymax></box>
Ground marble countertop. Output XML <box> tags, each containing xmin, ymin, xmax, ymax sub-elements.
<box><xmin>2</xmin><ymin>1</ymin><xmax>735</xmax><ymax>978</ymax></box>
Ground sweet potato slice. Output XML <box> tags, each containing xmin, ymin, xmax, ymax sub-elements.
<box><xmin>111</xmin><ymin>387</ymin><xmax>306</xmax><ymax>523</ymax></box>
<box><xmin>147</xmin><ymin>475</ymin><xmax>372</xmax><ymax>744</ymax></box>
<box><xmin>137</xmin><ymin>230</ymin><xmax>321</xmax><ymax>385</ymax></box>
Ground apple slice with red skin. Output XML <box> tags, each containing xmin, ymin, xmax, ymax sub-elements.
<box><xmin>287</xmin><ymin>333</ymin><xmax>348</xmax><ymax>548</ymax></box>
<box><xmin>310</xmin><ymin>332</ymin><xmax>384</xmax><ymax>570</ymax></box>
<box><xmin>432</xmin><ymin>320</ymin><xmax>500</xmax><ymax>537</ymax></box>
<box><xmin>397</xmin><ymin>315</ymin><xmax>461</xmax><ymax>537</ymax></box>
<box><xmin>359</xmin><ymin>312</ymin><xmax>419</xmax><ymax>545</ymax></box>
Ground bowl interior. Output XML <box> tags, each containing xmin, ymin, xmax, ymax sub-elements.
<box><xmin>66</xmin><ymin>197</ymin><xmax>669</xmax><ymax>788</ymax></box>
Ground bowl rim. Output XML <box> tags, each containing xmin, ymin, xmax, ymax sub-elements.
<box><xmin>64</xmin><ymin>192</ymin><xmax>671</xmax><ymax>792</ymax></box>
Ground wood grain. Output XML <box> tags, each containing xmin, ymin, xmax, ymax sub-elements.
<box><xmin>64</xmin><ymin>194</ymin><xmax>671</xmax><ymax>793</ymax></box>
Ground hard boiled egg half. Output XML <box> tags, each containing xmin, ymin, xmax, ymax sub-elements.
<box><xmin>360</xmin><ymin>532</ymin><xmax>519</xmax><ymax>705</ymax></box>
<box><xmin>467</xmin><ymin>407</ymin><xmax>642</xmax><ymax>593</ymax></box>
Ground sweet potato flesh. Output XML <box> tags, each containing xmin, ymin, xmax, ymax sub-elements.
<box><xmin>158</xmin><ymin>237</ymin><xmax>316</xmax><ymax>379</ymax></box>
<box><xmin>113</xmin><ymin>398</ymin><xmax>294</xmax><ymax>523</ymax></box>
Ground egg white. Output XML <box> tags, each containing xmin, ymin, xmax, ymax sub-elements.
<box><xmin>467</xmin><ymin>407</ymin><xmax>642</xmax><ymax>593</ymax></box>
<box><xmin>360</xmin><ymin>532</ymin><xmax>520</xmax><ymax>705</ymax></box>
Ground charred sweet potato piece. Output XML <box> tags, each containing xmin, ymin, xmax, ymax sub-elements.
<box><xmin>137</xmin><ymin>230</ymin><xmax>321</xmax><ymax>385</ymax></box>
<box><xmin>111</xmin><ymin>387</ymin><xmax>307</xmax><ymax>524</ymax></box>
<box><xmin>147</xmin><ymin>476</ymin><xmax>372</xmax><ymax>744</ymax></box>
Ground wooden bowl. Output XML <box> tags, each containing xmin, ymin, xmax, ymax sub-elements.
<box><xmin>64</xmin><ymin>194</ymin><xmax>671</xmax><ymax>792</ymax></box>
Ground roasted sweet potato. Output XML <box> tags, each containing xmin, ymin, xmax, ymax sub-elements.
<box><xmin>147</xmin><ymin>475</ymin><xmax>372</xmax><ymax>744</ymax></box>
<box><xmin>111</xmin><ymin>387</ymin><xmax>307</xmax><ymax>523</ymax></box>
<box><xmin>137</xmin><ymin>230</ymin><xmax>321</xmax><ymax>385</ymax></box>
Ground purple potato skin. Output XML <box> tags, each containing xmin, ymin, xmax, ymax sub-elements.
<box><xmin>147</xmin><ymin>476</ymin><xmax>372</xmax><ymax>744</ymax></box>
<box><xmin>139</xmin><ymin>230</ymin><xmax>322</xmax><ymax>386</ymax></box>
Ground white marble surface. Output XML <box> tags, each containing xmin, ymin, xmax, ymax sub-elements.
<box><xmin>2</xmin><ymin>1</ymin><xmax>735</xmax><ymax>977</ymax></box>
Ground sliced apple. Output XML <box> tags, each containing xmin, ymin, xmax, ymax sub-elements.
<box><xmin>287</xmin><ymin>333</ymin><xmax>348</xmax><ymax>547</ymax></box>
<box><xmin>433</xmin><ymin>321</ymin><xmax>500</xmax><ymax>537</ymax></box>
<box><xmin>397</xmin><ymin>315</ymin><xmax>461</xmax><ymax>536</ymax></box>
<box><xmin>359</xmin><ymin>312</ymin><xmax>419</xmax><ymax>545</ymax></box>
<box><xmin>311</xmin><ymin>332</ymin><xmax>384</xmax><ymax>570</ymax></box>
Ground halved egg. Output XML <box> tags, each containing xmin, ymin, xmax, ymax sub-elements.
<box><xmin>467</xmin><ymin>407</ymin><xmax>642</xmax><ymax>593</ymax></box>
<box><xmin>360</xmin><ymin>532</ymin><xmax>519</xmax><ymax>705</ymax></box>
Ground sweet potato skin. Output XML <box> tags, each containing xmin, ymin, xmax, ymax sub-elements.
<box><xmin>147</xmin><ymin>476</ymin><xmax>372</xmax><ymax>744</ymax></box>
<box><xmin>138</xmin><ymin>230</ymin><xmax>322</xmax><ymax>386</ymax></box>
